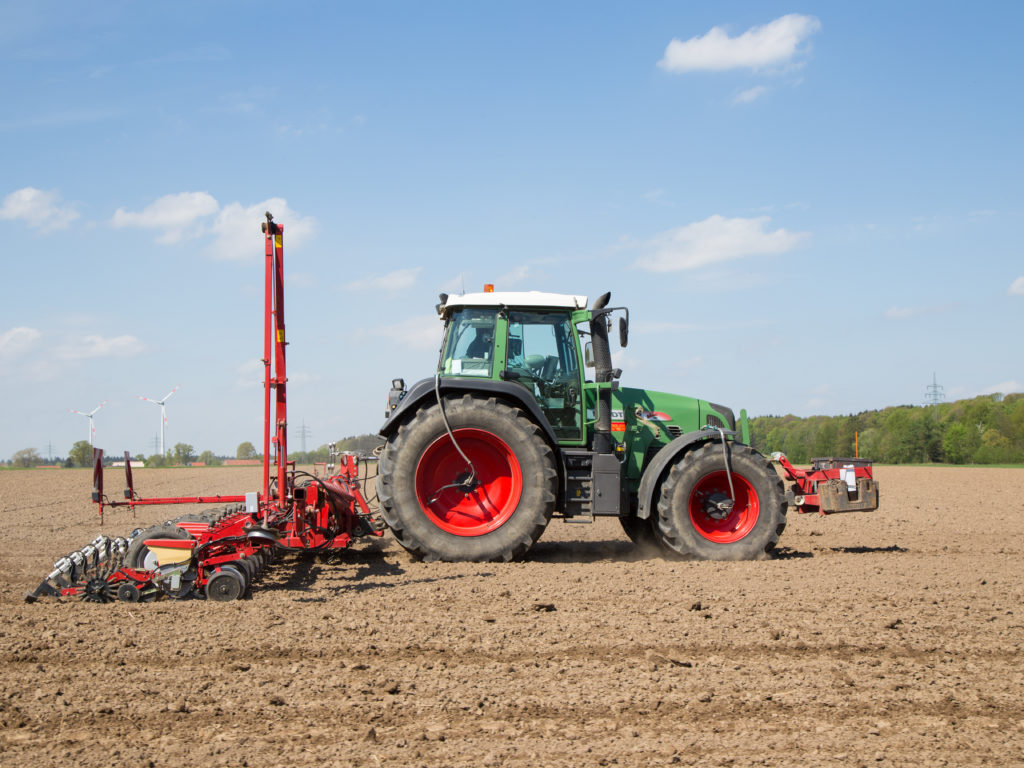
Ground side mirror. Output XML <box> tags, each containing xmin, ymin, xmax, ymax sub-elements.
<box><xmin>618</xmin><ymin>316</ymin><xmax>628</xmax><ymax>348</ymax></box>
<box><xmin>584</xmin><ymin>342</ymin><xmax>594</xmax><ymax>368</ymax></box>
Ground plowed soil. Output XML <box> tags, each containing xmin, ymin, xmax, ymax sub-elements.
<box><xmin>1</xmin><ymin>465</ymin><xmax>1022</xmax><ymax>767</ymax></box>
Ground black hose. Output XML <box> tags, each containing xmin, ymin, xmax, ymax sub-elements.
<box><xmin>428</xmin><ymin>373</ymin><xmax>478</xmax><ymax>504</ymax></box>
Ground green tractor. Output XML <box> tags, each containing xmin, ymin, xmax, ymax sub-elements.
<box><xmin>377</xmin><ymin>289</ymin><xmax>787</xmax><ymax>562</ymax></box>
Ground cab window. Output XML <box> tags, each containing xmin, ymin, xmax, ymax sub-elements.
<box><xmin>507</xmin><ymin>311</ymin><xmax>581</xmax><ymax>440</ymax></box>
<box><xmin>440</xmin><ymin>308</ymin><xmax>496</xmax><ymax>377</ymax></box>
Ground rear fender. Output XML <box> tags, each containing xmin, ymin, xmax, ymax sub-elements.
<box><xmin>379</xmin><ymin>377</ymin><xmax>560</xmax><ymax>448</ymax></box>
<box><xmin>635</xmin><ymin>430</ymin><xmax>738</xmax><ymax>520</ymax></box>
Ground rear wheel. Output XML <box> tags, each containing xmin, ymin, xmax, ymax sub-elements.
<box><xmin>378</xmin><ymin>395</ymin><xmax>557</xmax><ymax>561</ymax></box>
<box><xmin>125</xmin><ymin>523</ymin><xmax>192</xmax><ymax>570</ymax></box>
<box><xmin>656</xmin><ymin>442</ymin><xmax>786</xmax><ymax>560</ymax></box>
<box><xmin>619</xmin><ymin>513</ymin><xmax>660</xmax><ymax>548</ymax></box>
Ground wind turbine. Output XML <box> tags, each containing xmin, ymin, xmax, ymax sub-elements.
<box><xmin>69</xmin><ymin>401</ymin><xmax>107</xmax><ymax>446</ymax></box>
<box><xmin>139</xmin><ymin>386</ymin><xmax>179</xmax><ymax>456</ymax></box>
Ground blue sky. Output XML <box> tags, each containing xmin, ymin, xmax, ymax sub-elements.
<box><xmin>2</xmin><ymin>2</ymin><xmax>1021</xmax><ymax>460</ymax></box>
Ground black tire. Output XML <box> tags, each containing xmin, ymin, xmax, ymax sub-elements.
<box><xmin>237</xmin><ymin>557</ymin><xmax>258</xmax><ymax>582</ymax></box>
<box><xmin>377</xmin><ymin>395</ymin><xmax>557</xmax><ymax>562</ymax></box>
<box><xmin>125</xmin><ymin>523</ymin><xmax>192</xmax><ymax>570</ymax></box>
<box><xmin>222</xmin><ymin>563</ymin><xmax>250</xmax><ymax>593</ymax></box>
<box><xmin>619</xmin><ymin>513</ymin><xmax>661</xmax><ymax>548</ymax></box>
<box><xmin>205</xmin><ymin>568</ymin><xmax>245</xmax><ymax>602</ymax></box>
<box><xmin>655</xmin><ymin>442</ymin><xmax>786</xmax><ymax>560</ymax></box>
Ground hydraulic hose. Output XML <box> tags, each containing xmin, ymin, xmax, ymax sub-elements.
<box><xmin>428</xmin><ymin>373</ymin><xmax>478</xmax><ymax>504</ymax></box>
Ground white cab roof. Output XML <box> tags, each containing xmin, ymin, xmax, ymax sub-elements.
<box><xmin>443</xmin><ymin>291</ymin><xmax>589</xmax><ymax>312</ymax></box>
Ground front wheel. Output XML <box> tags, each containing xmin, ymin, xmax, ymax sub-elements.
<box><xmin>656</xmin><ymin>442</ymin><xmax>786</xmax><ymax>560</ymax></box>
<box><xmin>377</xmin><ymin>395</ymin><xmax>557</xmax><ymax>562</ymax></box>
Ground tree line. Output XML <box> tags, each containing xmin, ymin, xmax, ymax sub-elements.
<box><xmin>8</xmin><ymin>395</ymin><xmax>1023</xmax><ymax>468</ymax></box>
<box><xmin>7</xmin><ymin>434</ymin><xmax>386</xmax><ymax>468</ymax></box>
<box><xmin>750</xmin><ymin>392</ymin><xmax>1024</xmax><ymax>465</ymax></box>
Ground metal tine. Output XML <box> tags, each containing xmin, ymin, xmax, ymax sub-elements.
<box><xmin>95</xmin><ymin>536</ymin><xmax>112</xmax><ymax>579</ymax></box>
<box><xmin>80</xmin><ymin>544</ymin><xmax>98</xmax><ymax>578</ymax></box>
<box><xmin>49</xmin><ymin>556</ymin><xmax>74</xmax><ymax>588</ymax></box>
<box><xmin>69</xmin><ymin>551</ymin><xmax>85</xmax><ymax>582</ymax></box>
<box><xmin>92</xmin><ymin>535</ymin><xmax>110</xmax><ymax>564</ymax></box>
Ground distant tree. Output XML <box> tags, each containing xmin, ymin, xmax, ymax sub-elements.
<box><xmin>11</xmin><ymin>448</ymin><xmax>41</xmax><ymax>467</ymax></box>
<box><xmin>198</xmin><ymin>450</ymin><xmax>221</xmax><ymax>466</ymax></box>
<box><xmin>941</xmin><ymin>423</ymin><xmax>971</xmax><ymax>464</ymax></box>
<box><xmin>172</xmin><ymin>443</ymin><xmax>196</xmax><ymax>465</ymax></box>
<box><xmin>975</xmin><ymin>428</ymin><xmax>1015</xmax><ymax>464</ymax></box>
<box><xmin>237</xmin><ymin>441</ymin><xmax>258</xmax><ymax>460</ymax></box>
<box><xmin>68</xmin><ymin>440</ymin><xmax>93</xmax><ymax>468</ymax></box>
<box><xmin>147</xmin><ymin>452</ymin><xmax>170</xmax><ymax>468</ymax></box>
<box><xmin>335</xmin><ymin>434</ymin><xmax>386</xmax><ymax>455</ymax></box>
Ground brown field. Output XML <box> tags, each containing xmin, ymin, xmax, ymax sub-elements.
<box><xmin>1</xmin><ymin>465</ymin><xmax>1023</xmax><ymax>767</ymax></box>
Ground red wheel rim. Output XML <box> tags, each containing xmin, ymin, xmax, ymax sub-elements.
<box><xmin>687</xmin><ymin>471</ymin><xmax>759</xmax><ymax>543</ymax></box>
<box><xmin>414</xmin><ymin>429</ymin><xmax>523</xmax><ymax>536</ymax></box>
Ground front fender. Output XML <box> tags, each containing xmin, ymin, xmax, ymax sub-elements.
<box><xmin>635</xmin><ymin>429</ymin><xmax>739</xmax><ymax>520</ymax></box>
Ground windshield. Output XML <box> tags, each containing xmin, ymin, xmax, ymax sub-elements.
<box><xmin>440</xmin><ymin>308</ymin><xmax>497</xmax><ymax>377</ymax></box>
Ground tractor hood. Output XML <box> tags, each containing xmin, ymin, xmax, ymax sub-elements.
<box><xmin>612</xmin><ymin>386</ymin><xmax>736</xmax><ymax>434</ymax></box>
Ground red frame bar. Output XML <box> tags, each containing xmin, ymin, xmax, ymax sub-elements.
<box><xmin>103</xmin><ymin>495</ymin><xmax>247</xmax><ymax>508</ymax></box>
<box><xmin>261</xmin><ymin>214</ymin><xmax>287</xmax><ymax>509</ymax></box>
<box><xmin>263</xmin><ymin>220</ymin><xmax>274</xmax><ymax>500</ymax></box>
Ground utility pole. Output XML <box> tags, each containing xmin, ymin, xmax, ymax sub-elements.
<box><xmin>297</xmin><ymin>419</ymin><xmax>312</xmax><ymax>454</ymax></box>
<box><xmin>925</xmin><ymin>372</ymin><xmax>945</xmax><ymax>410</ymax></box>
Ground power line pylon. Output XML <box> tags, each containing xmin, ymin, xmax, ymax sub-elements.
<box><xmin>925</xmin><ymin>372</ymin><xmax>945</xmax><ymax>410</ymax></box>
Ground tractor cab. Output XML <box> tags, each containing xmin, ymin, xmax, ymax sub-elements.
<box><xmin>438</xmin><ymin>291</ymin><xmax>591</xmax><ymax>443</ymax></box>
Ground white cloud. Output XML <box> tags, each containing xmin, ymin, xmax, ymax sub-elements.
<box><xmin>632</xmin><ymin>215</ymin><xmax>809</xmax><ymax>272</ymax></box>
<box><xmin>0</xmin><ymin>326</ymin><xmax>41</xmax><ymax>360</ymax></box>
<box><xmin>611</xmin><ymin>349</ymin><xmax>640</xmax><ymax>374</ymax></box>
<box><xmin>235</xmin><ymin>358</ymin><xmax>264</xmax><ymax>389</ymax></box>
<box><xmin>643</xmin><ymin>189</ymin><xmax>675</xmax><ymax>207</ymax></box>
<box><xmin>55</xmin><ymin>334</ymin><xmax>145</xmax><ymax>360</ymax></box>
<box><xmin>111</xmin><ymin>191</ymin><xmax>219</xmax><ymax>243</ymax></box>
<box><xmin>884</xmin><ymin>306</ymin><xmax>921</xmax><ymax>319</ymax></box>
<box><xmin>208</xmin><ymin>198</ymin><xmax>316</xmax><ymax>261</ymax></box>
<box><xmin>733</xmin><ymin>85</ymin><xmax>768</xmax><ymax>104</ymax></box>
<box><xmin>1010</xmin><ymin>277</ymin><xmax>1024</xmax><ymax>295</ymax></box>
<box><xmin>968</xmin><ymin>209</ymin><xmax>997</xmax><ymax>221</ymax></box>
<box><xmin>346</xmin><ymin>267</ymin><xmax>422</xmax><ymax>293</ymax></box>
<box><xmin>979</xmin><ymin>380</ymin><xmax>1021</xmax><ymax>396</ymax></box>
<box><xmin>372</xmin><ymin>314</ymin><xmax>444</xmax><ymax>351</ymax></box>
<box><xmin>659</xmin><ymin>14</ymin><xmax>821</xmax><ymax>73</ymax></box>
<box><xmin>440</xmin><ymin>272</ymin><xmax>469</xmax><ymax>295</ymax></box>
<box><xmin>884</xmin><ymin>303</ymin><xmax>956</xmax><ymax>319</ymax></box>
<box><xmin>0</xmin><ymin>187</ymin><xmax>79</xmax><ymax>231</ymax></box>
<box><xmin>497</xmin><ymin>264</ymin><xmax>532</xmax><ymax>288</ymax></box>
<box><xmin>109</xmin><ymin>193</ymin><xmax>315</xmax><ymax>258</ymax></box>
<box><xmin>803</xmin><ymin>396</ymin><xmax>827</xmax><ymax>412</ymax></box>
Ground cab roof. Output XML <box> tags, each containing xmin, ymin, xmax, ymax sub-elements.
<box><xmin>442</xmin><ymin>291</ymin><xmax>589</xmax><ymax>314</ymax></box>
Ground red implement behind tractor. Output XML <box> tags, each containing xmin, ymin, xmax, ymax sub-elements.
<box><xmin>25</xmin><ymin>214</ymin><xmax>386</xmax><ymax>603</ymax></box>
